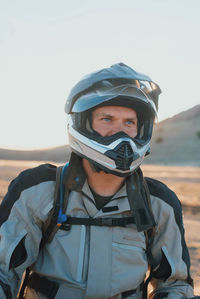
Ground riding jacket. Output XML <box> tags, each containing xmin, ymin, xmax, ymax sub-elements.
<box><xmin>0</xmin><ymin>163</ymin><xmax>194</xmax><ymax>299</ymax></box>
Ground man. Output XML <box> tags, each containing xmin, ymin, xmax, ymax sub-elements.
<box><xmin>0</xmin><ymin>63</ymin><xmax>198</xmax><ymax>299</ymax></box>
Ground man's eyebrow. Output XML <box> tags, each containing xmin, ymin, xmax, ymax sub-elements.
<box><xmin>93</xmin><ymin>112</ymin><xmax>138</xmax><ymax>121</ymax></box>
<box><xmin>126</xmin><ymin>117</ymin><xmax>137</xmax><ymax>121</ymax></box>
<box><xmin>94</xmin><ymin>112</ymin><xmax>113</xmax><ymax>117</ymax></box>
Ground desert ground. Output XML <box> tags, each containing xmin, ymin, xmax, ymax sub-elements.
<box><xmin>0</xmin><ymin>160</ymin><xmax>200</xmax><ymax>294</ymax></box>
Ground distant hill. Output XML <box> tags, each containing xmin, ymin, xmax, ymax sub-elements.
<box><xmin>0</xmin><ymin>105</ymin><xmax>200</xmax><ymax>166</ymax></box>
<box><xmin>0</xmin><ymin>146</ymin><xmax>70</xmax><ymax>163</ymax></box>
<box><xmin>162</xmin><ymin>104</ymin><xmax>200</xmax><ymax>122</ymax></box>
<box><xmin>145</xmin><ymin>105</ymin><xmax>200</xmax><ymax>166</ymax></box>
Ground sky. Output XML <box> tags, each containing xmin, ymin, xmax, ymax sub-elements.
<box><xmin>1</xmin><ymin>0</ymin><xmax>200</xmax><ymax>150</ymax></box>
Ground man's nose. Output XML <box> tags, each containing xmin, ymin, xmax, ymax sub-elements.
<box><xmin>110</xmin><ymin>122</ymin><xmax>124</xmax><ymax>135</ymax></box>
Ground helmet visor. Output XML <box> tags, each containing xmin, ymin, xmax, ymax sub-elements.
<box><xmin>71</xmin><ymin>83</ymin><xmax>157</xmax><ymax>114</ymax></box>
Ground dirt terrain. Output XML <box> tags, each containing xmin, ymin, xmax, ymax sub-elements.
<box><xmin>0</xmin><ymin>160</ymin><xmax>200</xmax><ymax>294</ymax></box>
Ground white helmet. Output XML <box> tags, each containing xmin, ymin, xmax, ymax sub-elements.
<box><xmin>65</xmin><ymin>63</ymin><xmax>161</xmax><ymax>177</ymax></box>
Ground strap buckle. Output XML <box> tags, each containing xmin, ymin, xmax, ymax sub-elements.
<box><xmin>100</xmin><ymin>218</ymin><xmax>113</xmax><ymax>226</ymax></box>
<box><xmin>59</xmin><ymin>223</ymin><xmax>71</xmax><ymax>231</ymax></box>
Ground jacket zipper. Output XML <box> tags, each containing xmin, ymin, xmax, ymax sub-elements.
<box><xmin>76</xmin><ymin>225</ymin><xmax>86</xmax><ymax>282</ymax></box>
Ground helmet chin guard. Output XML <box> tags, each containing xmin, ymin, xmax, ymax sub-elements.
<box><xmin>105</xmin><ymin>141</ymin><xmax>139</xmax><ymax>171</ymax></box>
<box><xmin>65</xmin><ymin>63</ymin><xmax>161</xmax><ymax>176</ymax></box>
<box><xmin>68</xmin><ymin>122</ymin><xmax>151</xmax><ymax>177</ymax></box>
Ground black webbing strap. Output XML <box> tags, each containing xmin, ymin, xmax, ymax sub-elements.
<box><xmin>59</xmin><ymin>216</ymin><xmax>135</xmax><ymax>231</ymax></box>
<box><xmin>27</xmin><ymin>272</ymin><xmax>59</xmax><ymax>299</ymax></box>
<box><xmin>40</xmin><ymin>166</ymin><xmax>64</xmax><ymax>248</ymax></box>
<box><xmin>41</xmin><ymin>153</ymin><xmax>86</xmax><ymax>247</ymax></box>
<box><xmin>141</xmin><ymin>177</ymin><xmax>157</xmax><ymax>299</ymax></box>
<box><xmin>126</xmin><ymin>169</ymin><xmax>156</xmax><ymax>232</ymax></box>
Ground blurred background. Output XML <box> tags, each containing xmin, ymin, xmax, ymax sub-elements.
<box><xmin>0</xmin><ymin>0</ymin><xmax>200</xmax><ymax>292</ymax></box>
<box><xmin>1</xmin><ymin>0</ymin><xmax>200</xmax><ymax>150</ymax></box>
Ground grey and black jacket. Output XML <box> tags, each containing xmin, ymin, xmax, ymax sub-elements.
<box><xmin>0</xmin><ymin>163</ymin><xmax>194</xmax><ymax>299</ymax></box>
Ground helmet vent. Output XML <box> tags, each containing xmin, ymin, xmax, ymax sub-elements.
<box><xmin>115</xmin><ymin>142</ymin><xmax>134</xmax><ymax>170</ymax></box>
<box><xmin>105</xmin><ymin>141</ymin><xmax>139</xmax><ymax>171</ymax></box>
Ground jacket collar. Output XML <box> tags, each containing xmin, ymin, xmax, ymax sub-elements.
<box><xmin>81</xmin><ymin>180</ymin><xmax>131</xmax><ymax>218</ymax></box>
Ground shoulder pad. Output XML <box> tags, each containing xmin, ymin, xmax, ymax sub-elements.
<box><xmin>145</xmin><ymin>177</ymin><xmax>182</xmax><ymax>213</ymax></box>
<box><xmin>0</xmin><ymin>163</ymin><xmax>57</xmax><ymax>226</ymax></box>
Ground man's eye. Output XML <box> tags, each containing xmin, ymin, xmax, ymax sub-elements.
<box><xmin>102</xmin><ymin>118</ymin><xmax>110</xmax><ymax>122</ymax></box>
<box><xmin>126</xmin><ymin>120</ymin><xmax>135</xmax><ymax>125</ymax></box>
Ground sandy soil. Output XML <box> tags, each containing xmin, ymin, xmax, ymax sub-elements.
<box><xmin>0</xmin><ymin>160</ymin><xmax>200</xmax><ymax>295</ymax></box>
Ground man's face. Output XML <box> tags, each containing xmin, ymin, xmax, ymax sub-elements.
<box><xmin>92</xmin><ymin>105</ymin><xmax>138</xmax><ymax>138</ymax></box>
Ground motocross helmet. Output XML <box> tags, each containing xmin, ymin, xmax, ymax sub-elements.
<box><xmin>65</xmin><ymin>62</ymin><xmax>161</xmax><ymax>176</ymax></box>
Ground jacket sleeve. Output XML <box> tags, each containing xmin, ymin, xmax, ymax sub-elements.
<box><xmin>0</xmin><ymin>164</ymin><xmax>56</xmax><ymax>298</ymax></box>
<box><xmin>146</xmin><ymin>178</ymin><xmax>194</xmax><ymax>299</ymax></box>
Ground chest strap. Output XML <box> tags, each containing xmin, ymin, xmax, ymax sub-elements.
<box><xmin>58</xmin><ymin>215</ymin><xmax>135</xmax><ymax>231</ymax></box>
